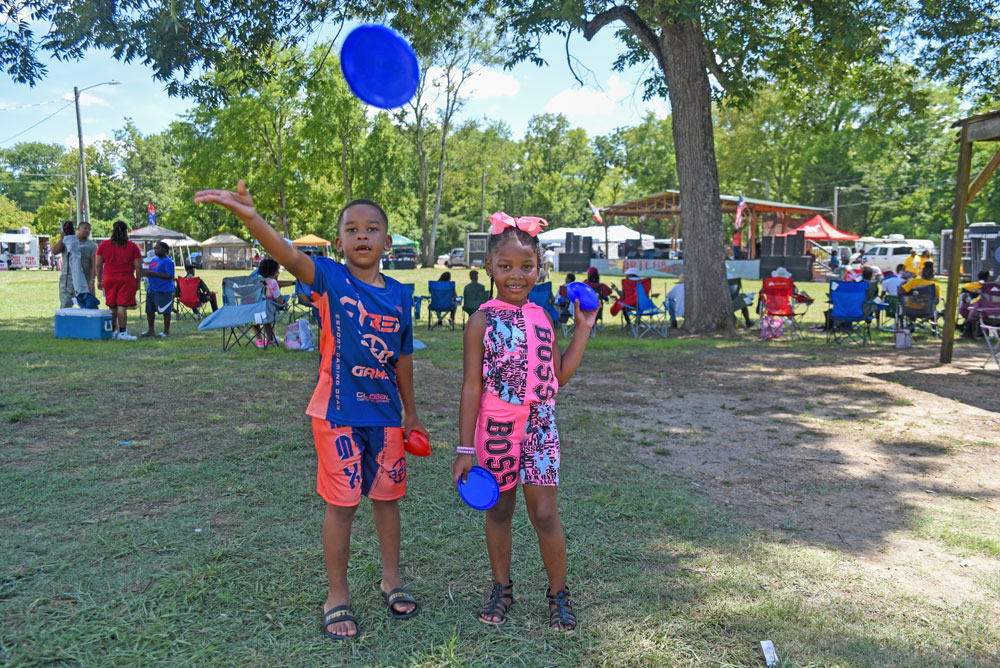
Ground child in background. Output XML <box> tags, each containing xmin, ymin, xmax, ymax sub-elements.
<box><xmin>253</xmin><ymin>257</ymin><xmax>285</xmax><ymax>347</ymax></box>
<box><xmin>195</xmin><ymin>182</ymin><xmax>428</xmax><ymax>641</ymax></box>
<box><xmin>452</xmin><ymin>211</ymin><xmax>598</xmax><ymax>633</ymax></box>
<box><xmin>142</xmin><ymin>241</ymin><xmax>175</xmax><ymax>337</ymax></box>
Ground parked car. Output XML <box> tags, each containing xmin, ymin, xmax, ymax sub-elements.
<box><xmin>436</xmin><ymin>252</ymin><xmax>451</xmax><ymax>266</ymax></box>
<box><xmin>851</xmin><ymin>245</ymin><xmax>933</xmax><ymax>272</ymax></box>
<box><xmin>446</xmin><ymin>247</ymin><xmax>465</xmax><ymax>268</ymax></box>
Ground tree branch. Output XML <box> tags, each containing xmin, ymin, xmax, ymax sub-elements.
<box><xmin>583</xmin><ymin>6</ymin><xmax>662</xmax><ymax>67</ymax></box>
<box><xmin>702</xmin><ymin>39</ymin><xmax>731</xmax><ymax>94</ymax></box>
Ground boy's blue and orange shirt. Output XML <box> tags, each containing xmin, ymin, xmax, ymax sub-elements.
<box><xmin>306</xmin><ymin>257</ymin><xmax>413</xmax><ymax>427</ymax></box>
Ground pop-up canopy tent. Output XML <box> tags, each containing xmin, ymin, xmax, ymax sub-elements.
<box><xmin>164</xmin><ymin>235</ymin><xmax>202</xmax><ymax>265</ymax></box>
<box><xmin>779</xmin><ymin>215</ymin><xmax>859</xmax><ymax>241</ymax></box>
<box><xmin>291</xmin><ymin>233</ymin><xmax>332</xmax><ymax>256</ymax></box>
<box><xmin>128</xmin><ymin>224</ymin><xmax>190</xmax><ymax>254</ymax></box>
<box><xmin>390</xmin><ymin>233</ymin><xmax>420</xmax><ymax>248</ymax></box>
<box><xmin>200</xmin><ymin>233</ymin><xmax>253</xmax><ymax>270</ymax></box>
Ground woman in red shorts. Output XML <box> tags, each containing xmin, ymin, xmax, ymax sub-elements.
<box><xmin>96</xmin><ymin>221</ymin><xmax>143</xmax><ymax>341</ymax></box>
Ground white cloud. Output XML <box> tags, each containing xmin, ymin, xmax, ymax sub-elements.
<box><xmin>61</xmin><ymin>91</ymin><xmax>112</xmax><ymax>108</ymax></box>
<box><xmin>544</xmin><ymin>74</ymin><xmax>670</xmax><ymax>123</ymax></box>
<box><xmin>64</xmin><ymin>133</ymin><xmax>112</xmax><ymax>148</ymax></box>
<box><xmin>425</xmin><ymin>66</ymin><xmax>520</xmax><ymax>102</ymax></box>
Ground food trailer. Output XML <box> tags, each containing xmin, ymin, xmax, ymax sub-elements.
<box><xmin>0</xmin><ymin>228</ymin><xmax>40</xmax><ymax>270</ymax></box>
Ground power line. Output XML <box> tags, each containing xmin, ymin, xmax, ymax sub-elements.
<box><xmin>0</xmin><ymin>97</ymin><xmax>68</xmax><ymax>111</ymax></box>
<box><xmin>0</xmin><ymin>101</ymin><xmax>74</xmax><ymax>146</ymax></box>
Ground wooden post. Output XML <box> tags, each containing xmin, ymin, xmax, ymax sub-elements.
<box><xmin>940</xmin><ymin>125</ymin><xmax>973</xmax><ymax>364</ymax></box>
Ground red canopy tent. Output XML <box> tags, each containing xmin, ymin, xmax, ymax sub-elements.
<box><xmin>780</xmin><ymin>215</ymin><xmax>858</xmax><ymax>241</ymax></box>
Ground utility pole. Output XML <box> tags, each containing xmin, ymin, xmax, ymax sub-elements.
<box><xmin>479</xmin><ymin>167</ymin><xmax>486</xmax><ymax>233</ymax></box>
<box><xmin>833</xmin><ymin>187</ymin><xmax>840</xmax><ymax>229</ymax></box>
<box><xmin>73</xmin><ymin>81</ymin><xmax>121</xmax><ymax>225</ymax></box>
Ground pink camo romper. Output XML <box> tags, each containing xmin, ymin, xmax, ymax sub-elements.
<box><xmin>474</xmin><ymin>298</ymin><xmax>560</xmax><ymax>492</ymax></box>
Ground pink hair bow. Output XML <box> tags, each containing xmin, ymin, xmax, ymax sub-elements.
<box><xmin>489</xmin><ymin>211</ymin><xmax>548</xmax><ymax>237</ymax></box>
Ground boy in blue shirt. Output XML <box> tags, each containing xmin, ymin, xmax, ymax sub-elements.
<box><xmin>143</xmin><ymin>241</ymin><xmax>175</xmax><ymax>337</ymax></box>
<box><xmin>195</xmin><ymin>181</ymin><xmax>428</xmax><ymax>640</ymax></box>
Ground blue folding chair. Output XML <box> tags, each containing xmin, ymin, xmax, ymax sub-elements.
<box><xmin>528</xmin><ymin>282</ymin><xmax>560</xmax><ymax>324</ymax></box>
<box><xmin>622</xmin><ymin>281</ymin><xmax>669</xmax><ymax>338</ymax></box>
<box><xmin>199</xmin><ymin>275</ymin><xmax>275</xmax><ymax>351</ymax></box>
<box><xmin>827</xmin><ymin>280</ymin><xmax>872</xmax><ymax>345</ymax></box>
<box><xmin>403</xmin><ymin>283</ymin><xmax>428</xmax><ymax>322</ymax></box>
<box><xmin>427</xmin><ymin>281</ymin><xmax>457</xmax><ymax>330</ymax></box>
<box><xmin>899</xmin><ymin>284</ymin><xmax>940</xmax><ymax>337</ymax></box>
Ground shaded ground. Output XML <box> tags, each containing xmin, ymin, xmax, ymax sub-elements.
<box><xmin>587</xmin><ymin>339</ymin><xmax>1000</xmax><ymax>608</ymax></box>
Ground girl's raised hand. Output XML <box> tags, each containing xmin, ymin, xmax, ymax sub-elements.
<box><xmin>574</xmin><ymin>300</ymin><xmax>599</xmax><ymax>329</ymax></box>
<box><xmin>193</xmin><ymin>180</ymin><xmax>258</xmax><ymax>225</ymax></box>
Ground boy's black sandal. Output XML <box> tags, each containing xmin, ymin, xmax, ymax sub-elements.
<box><xmin>478</xmin><ymin>579</ymin><xmax>514</xmax><ymax>626</ymax></box>
<box><xmin>546</xmin><ymin>588</ymin><xmax>577</xmax><ymax>633</ymax></box>
<box><xmin>381</xmin><ymin>586</ymin><xmax>420</xmax><ymax>619</ymax></box>
<box><xmin>321</xmin><ymin>605</ymin><xmax>360</xmax><ymax>640</ymax></box>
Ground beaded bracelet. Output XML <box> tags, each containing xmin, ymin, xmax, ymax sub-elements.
<box><xmin>456</xmin><ymin>446</ymin><xmax>475</xmax><ymax>455</ymax></box>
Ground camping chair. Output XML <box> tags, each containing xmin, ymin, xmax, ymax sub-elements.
<box><xmin>427</xmin><ymin>280</ymin><xmax>457</xmax><ymax>330</ymax></box>
<box><xmin>528</xmin><ymin>282</ymin><xmax>561</xmax><ymax>324</ymax></box>
<box><xmin>403</xmin><ymin>283</ymin><xmax>428</xmax><ymax>322</ymax></box>
<box><xmin>612</xmin><ymin>277</ymin><xmax>655</xmax><ymax>328</ymax></box>
<box><xmin>760</xmin><ymin>277</ymin><xmax>807</xmax><ymax>340</ymax></box>
<box><xmin>288</xmin><ymin>280</ymin><xmax>318</xmax><ymax>325</ymax></box>
<box><xmin>963</xmin><ymin>282</ymin><xmax>1000</xmax><ymax>338</ymax></box>
<box><xmin>826</xmin><ymin>280</ymin><xmax>873</xmax><ymax>345</ymax></box>
<box><xmin>898</xmin><ymin>284</ymin><xmax>940</xmax><ymax>337</ymax></box>
<box><xmin>461</xmin><ymin>282</ymin><xmax>490</xmax><ymax>328</ymax></box>
<box><xmin>728</xmin><ymin>278</ymin><xmax>755</xmax><ymax>329</ymax></box>
<box><xmin>175</xmin><ymin>277</ymin><xmax>206</xmax><ymax>321</ymax></box>
<box><xmin>620</xmin><ymin>282</ymin><xmax>669</xmax><ymax>338</ymax></box>
<box><xmin>198</xmin><ymin>275</ymin><xmax>274</xmax><ymax>351</ymax></box>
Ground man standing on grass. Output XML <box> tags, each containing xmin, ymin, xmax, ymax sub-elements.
<box><xmin>52</xmin><ymin>221</ymin><xmax>97</xmax><ymax>308</ymax></box>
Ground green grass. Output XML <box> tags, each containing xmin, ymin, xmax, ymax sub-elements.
<box><xmin>1</xmin><ymin>268</ymin><xmax>998</xmax><ymax>667</ymax></box>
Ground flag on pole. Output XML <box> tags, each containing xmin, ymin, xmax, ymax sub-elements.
<box><xmin>148</xmin><ymin>202</ymin><xmax>156</xmax><ymax>226</ymax></box>
<box><xmin>587</xmin><ymin>200</ymin><xmax>604</xmax><ymax>225</ymax></box>
<box><xmin>734</xmin><ymin>195</ymin><xmax>747</xmax><ymax>229</ymax></box>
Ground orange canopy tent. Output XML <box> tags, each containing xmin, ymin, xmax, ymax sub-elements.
<box><xmin>292</xmin><ymin>234</ymin><xmax>331</xmax><ymax>246</ymax></box>
<box><xmin>780</xmin><ymin>215</ymin><xmax>858</xmax><ymax>241</ymax></box>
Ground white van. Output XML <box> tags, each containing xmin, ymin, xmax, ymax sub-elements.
<box><xmin>853</xmin><ymin>244</ymin><xmax>933</xmax><ymax>272</ymax></box>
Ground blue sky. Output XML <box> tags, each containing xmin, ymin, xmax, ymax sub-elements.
<box><xmin>0</xmin><ymin>26</ymin><xmax>669</xmax><ymax>150</ymax></box>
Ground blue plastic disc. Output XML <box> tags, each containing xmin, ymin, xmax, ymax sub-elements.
<box><xmin>566</xmin><ymin>282</ymin><xmax>600</xmax><ymax>311</ymax></box>
<box><xmin>458</xmin><ymin>466</ymin><xmax>500</xmax><ymax>510</ymax></box>
<box><xmin>340</xmin><ymin>25</ymin><xmax>420</xmax><ymax>109</ymax></box>
<box><xmin>412</xmin><ymin>338</ymin><xmax>427</xmax><ymax>351</ymax></box>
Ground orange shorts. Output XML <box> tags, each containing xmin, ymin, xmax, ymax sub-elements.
<box><xmin>312</xmin><ymin>418</ymin><xmax>406</xmax><ymax>507</ymax></box>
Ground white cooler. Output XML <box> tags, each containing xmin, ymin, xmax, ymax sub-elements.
<box><xmin>54</xmin><ymin>308</ymin><xmax>114</xmax><ymax>340</ymax></box>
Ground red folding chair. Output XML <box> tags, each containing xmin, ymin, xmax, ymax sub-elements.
<box><xmin>760</xmin><ymin>277</ymin><xmax>808</xmax><ymax>340</ymax></box>
<box><xmin>175</xmin><ymin>277</ymin><xmax>206</xmax><ymax>320</ymax></box>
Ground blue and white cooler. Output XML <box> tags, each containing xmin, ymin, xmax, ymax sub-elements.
<box><xmin>54</xmin><ymin>308</ymin><xmax>114</xmax><ymax>340</ymax></box>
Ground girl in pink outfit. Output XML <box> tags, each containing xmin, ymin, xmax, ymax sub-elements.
<box><xmin>452</xmin><ymin>212</ymin><xmax>598</xmax><ymax>633</ymax></box>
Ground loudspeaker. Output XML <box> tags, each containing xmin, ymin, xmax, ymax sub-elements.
<box><xmin>761</xmin><ymin>236</ymin><xmax>773</xmax><ymax>256</ymax></box>
<box><xmin>581</xmin><ymin>236</ymin><xmax>593</xmax><ymax>256</ymax></box>
<box><xmin>772</xmin><ymin>236</ymin><xmax>785</xmax><ymax>256</ymax></box>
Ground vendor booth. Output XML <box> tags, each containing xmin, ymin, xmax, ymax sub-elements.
<box><xmin>200</xmin><ymin>233</ymin><xmax>253</xmax><ymax>270</ymax></box>
<box><xmin>292</xmin><ymin>233</ymin><xmax>332</xmax><ymax>257</ymax></box>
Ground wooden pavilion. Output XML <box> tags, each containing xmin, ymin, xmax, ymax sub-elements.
<box><xmin>599</xmin><ymin>189</ymin><xmax>832</xmax><ymax>259</ymax></box>
<box><xmin>941</xmin><ymin>110</ymin><xmax>1000</xmax><ymax>364</ymax></box>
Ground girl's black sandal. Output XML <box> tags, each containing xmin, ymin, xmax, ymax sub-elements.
<box><xmin>478</xmin><ymin>580</ymin><xmax>514</xmax><ymax>626</ymax></box>
<box><xmin>546</xmin><ymin>588</ymin><xmax>577</xmax><ymax>633</ymax></box>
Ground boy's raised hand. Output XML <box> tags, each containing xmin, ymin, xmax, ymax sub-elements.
<box><xmin>193</xmin><ymin>180</ymin><xmax>259</xmax><ymax>226</ymax></box>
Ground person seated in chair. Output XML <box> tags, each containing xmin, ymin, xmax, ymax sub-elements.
<box><xmin>180</xmin><ymin>264</ymin><xmax>219</xmax><ymax>312</ymax></box>
<box><xmin>610</xmin><ymin>267</ymin><xmax>642</xmax><ymax>325</ymax></box>
<box><xmin>666</xmin><ymin>275</ymin><xmax>685</xmax><ymax>328</ymax></box>
<box><xmin>437</xmin><ymin>271</ymin><xmax>458</xmax><ymax>324</ymax></box>
<box><xmin>462</xmin><ymin>269</ymin><xmax>488</xmax><ymax>316</ymax></box>
<box><xmin>960</xmin><ymin>269</ymin><xmax>993</xmax><ymax>337</ymax></box>
<box><xmin>900</xmin><ymin>264</ymin><xmax>940</xmax><ymax>301</ymax></box>
<box><xmin>556</xmin><ymin>273</ymin><xmax>576</xmax><ymax>323</ymax></box>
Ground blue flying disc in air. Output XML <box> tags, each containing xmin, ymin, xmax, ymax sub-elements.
<box><xmin>458</xmin><ymin>466</ymin><xmax>499</xmax><ymax>510</ymax></box>
<box><xmin>566</xmin><ymin>282</ymin><xmax>600</xmax><ymax>311</ymax></box>
<box><xmin>340</xmin><ymin>24</ymin><xmax>420</xmax><ymax>109</ymax></box>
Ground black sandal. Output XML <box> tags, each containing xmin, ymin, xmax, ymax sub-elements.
<box><xmin>321</xmin><ymin>604</ymin><xmax>360</xmax><ymax>640</ymax></box>
<box><xmin>478</xmin><ymin>579</ymin><xmax>514</xmax><ymax>626</ymax></box>
<box><xmin>546</xmin><ymin>588</ymin><xmax>577</xmax><ymax>633</ymax></box>
<box><xmin>381</xmin><ymin>586</ymin><xmax>420</xmax><ymax>620</ymax></box>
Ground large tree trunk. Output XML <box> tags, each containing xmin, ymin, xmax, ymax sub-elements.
<box><xmin>659</xmin><ymin>20</ymin><xmax>733</xmax><ymax>332</ymax></box>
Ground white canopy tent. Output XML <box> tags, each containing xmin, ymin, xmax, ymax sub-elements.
<box><xmin>200</xmin><ymin>233</ymin><xmax>252</xmax><ymax>270</ymax></box>
<box><xmin>538</xmin><ymin>224</ymin><xmax>653</xmax><ymax>259</ymax></box>
<box><xmin>164</xmin><ymin>235</ymin><xmax>202</xmax><ymax>265</ymax></box>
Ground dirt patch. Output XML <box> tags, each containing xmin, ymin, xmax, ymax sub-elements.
<box><xmin>593</xmin><ymin>339</ymin><xmax>1000</xmax><ymax>607</ymax></box>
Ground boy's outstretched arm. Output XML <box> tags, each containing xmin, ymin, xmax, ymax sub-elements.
<box><xmin>194</xmin><ymin>180</ymin><xmax>314</xmax><ymax>285</ymax></box>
